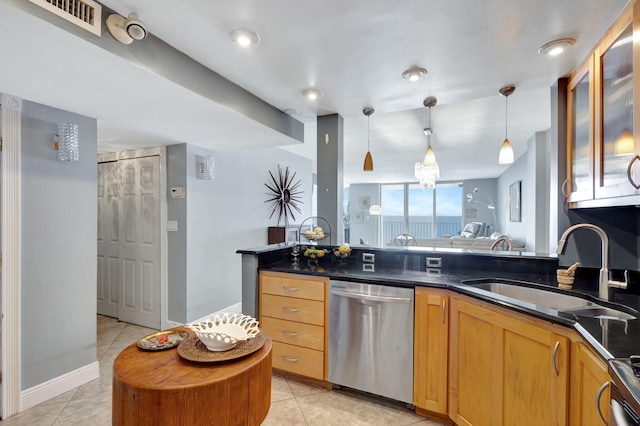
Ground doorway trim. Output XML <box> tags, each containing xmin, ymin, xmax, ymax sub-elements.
<box><xmin>1</xmin><ymin>93</ymin><xmax>22</xmax><ymax>418</ymax></box>
<box><xmin>98</xmin><ymin>146</ymin><xmax>168</xmax><ymax>329</ymax></box>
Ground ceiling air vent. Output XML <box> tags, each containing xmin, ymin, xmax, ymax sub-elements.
<box><xmin>28</xmin><ymin>0</ymin><xmax>102</xmax><ymax>36</ymax></box>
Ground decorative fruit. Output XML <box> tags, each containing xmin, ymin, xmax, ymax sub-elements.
<box><xmin>313</xmin><ymin>226</ymin><xmax>324</xmax><ymax>234</ymax></box>
<box><xmin>156</xmin><ymin>333</ymin><xmax>169</xmax><ymax>345</ymax></box>
<box><xmin>338</xmin><ymin>244</ymin><xmax>350</xmax><ymax>255</ymax></box>
<box><xmin>316</xmin><ymin>250</ymin><xmax>325</xmax><ymax>258</ymax></box>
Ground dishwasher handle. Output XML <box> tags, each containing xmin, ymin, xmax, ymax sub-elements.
<box><xmin>330</xmin><ymin>288</ymin><xmax>412</xmax><ymax>304</ymax></box>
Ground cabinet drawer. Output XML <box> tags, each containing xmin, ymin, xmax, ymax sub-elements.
<box><xmin>261</xmin><ymin>316</ymin><xmax>324</xmax><ymax>351</ymax></box>
<box><xmin>261</xmin><ymin>294</ymin><xmax>325</xmax><ymax>326</ymax></box>
<box><xmin>272</xmin><ymin>341</ymin><xmax>324</xmax><ymax>380</ymax></box>
<box><xmin>261</xmin><ymin>273</ymin><xmax>325</xmax><ymax>301</ymax></box>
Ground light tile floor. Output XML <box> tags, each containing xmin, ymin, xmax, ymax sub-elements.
<box><xmin>1</xmin><ymin>316</ymin><xmax>447</xmax><ymax>425</ymax></box>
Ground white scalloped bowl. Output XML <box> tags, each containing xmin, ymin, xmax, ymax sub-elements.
<box><xmin>187</xmin><ymin>313</ymin><xmax>260</xmax><ymax>352</ymax></box>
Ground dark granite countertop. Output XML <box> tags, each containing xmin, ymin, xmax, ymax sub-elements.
<box><xmin>260</xmin><ymin>258</ymin><xmax>640</xmax><ymax>360</ymax></box>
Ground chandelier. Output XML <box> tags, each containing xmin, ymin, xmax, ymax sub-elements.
<box><xmin>414</xmin><ymin>96</ymin><xmax>439</xmax><ymax>188</ymax></box>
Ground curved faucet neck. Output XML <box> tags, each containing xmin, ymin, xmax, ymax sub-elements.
<box><xmin>557</xmin><ymin>223</ymin><xmax>610</xmax><ymax>299</ymax></box>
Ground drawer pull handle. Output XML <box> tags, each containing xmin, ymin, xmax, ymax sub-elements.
<box><xmin>282</xmin><ymin>307</ymin><xmax>299</xmax><ymax>313</ymax></box>
<box><xmin>552</xmin><ymin>341</ymin><xmax>560</xmax><ymax>376</ymax></box>
<box><xmin>441</xmin><ymin>299</ymin><xmax>446</xmax><ymax>324</ymax></box>
<box><xmin>282</xmin><ymin>331</ymin><xmax>299</xmax><ymax>337</ymax></box>
<box><xmin>282</xmin><ymin>356</ymin><xmax>299</xmax><ymax>363</ymax></box>
<box><xmin>283</xmin><ymin>286</ymin><xmax>300</xmax><ymax>291</ymax></box>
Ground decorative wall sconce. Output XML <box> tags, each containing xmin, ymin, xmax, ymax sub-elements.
<box><xmin>196</xmin><ymin>155</ymin><xmax>214</xmax><ymax>180</ymax></box>
<box><xmin>54</xmin><ymin>122</ymin><xmax>79</xmax><ymax>162</ymax></box>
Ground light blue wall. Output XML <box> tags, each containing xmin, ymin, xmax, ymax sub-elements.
<box><xmin>166</xmin><ymin>144</ymin><xmax>313</xmax><ymax>323</ymax></box>
<box><xmin>20</xmin><ymin>100</ymin><xmax>97</xmax><ymax>389</ymax></box>
<box><xmin>348</xmin><ymin>184</ymin><xmax>380</xmax><ymax>245</ymax></box>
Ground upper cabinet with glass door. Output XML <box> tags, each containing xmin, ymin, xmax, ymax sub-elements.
<box><xmin>568</xmin><ymin>3</ymin><xmax>640</xmax><ymax>207</ymax></box>
<box><xmin>595</xmin><ymin>9</ymin><xmax>638</xmax><ymax>199</ymax></box>
<box><xmin>567</xmin><ymin>57</ymin><xmax>594</xmax><ymax>203</ymax></box>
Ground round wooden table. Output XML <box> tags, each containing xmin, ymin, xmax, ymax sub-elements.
<box><xmin>112</xmin><ymin>328</ymin><xmax>272</xmax><ymax>426</ymax></box>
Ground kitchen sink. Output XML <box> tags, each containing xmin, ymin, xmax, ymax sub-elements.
<box><xmin>462</xmin><ymin>279</ymin><xmax>637</xmax><ymax>321</ymax></box>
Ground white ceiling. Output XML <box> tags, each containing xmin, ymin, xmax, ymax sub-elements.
<box><xmin>0</xmin><ymin>0</ymin><xmax>629</xmax><ymax>185</ymax></box>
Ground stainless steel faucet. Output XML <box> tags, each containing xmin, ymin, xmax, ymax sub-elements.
<box><xmin>556</xmin><ymin>223</ymin><xmax>628</xmax><ymax>300</ymax></box>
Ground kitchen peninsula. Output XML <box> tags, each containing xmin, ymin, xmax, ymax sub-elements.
<box><xmin>238</xmin><ymin>244</ymin><xmax>640</xmax><ymax>425</ymax></box>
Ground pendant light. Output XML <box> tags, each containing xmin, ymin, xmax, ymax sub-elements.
<box><xmin>422</xmin><ymin>96</ymin><xmax>437</xmax><ymax>166</ymax></box>
<box><xmin>498</xmin><ymin>85</ymin><xmax>515</xmax><ymax>164</ymax></box>
<box><xmin>414</xmin><ymin>96</ymin><xmax>440</xmax><ymax>188</ymax></box>
<box><xmin>363</xmin><ymin>107</ymin><xmax>375</xmax><ymax>171</ymax></box>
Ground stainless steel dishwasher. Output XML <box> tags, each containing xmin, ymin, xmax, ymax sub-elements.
<box><xmin>328</xmin><ymin>280</ymin><xmax>414</xmax><ymax>404</ymax></box>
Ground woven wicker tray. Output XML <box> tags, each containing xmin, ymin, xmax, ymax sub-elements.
<box><xmin>177</xmin><ymin>332</ymin><xmax>266</xmax><ymax>363</ymax></box>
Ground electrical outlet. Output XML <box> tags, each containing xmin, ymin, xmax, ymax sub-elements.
<box><xmin>426</xmin><ymin>257</ymin><xmax>442</xmax><ymax>268</ymax></box>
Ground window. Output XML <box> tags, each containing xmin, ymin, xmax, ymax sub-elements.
<box><xmin>382</xmin><ymin>183</ymin><xmax>462</xmax><ymax>244</ymax></box>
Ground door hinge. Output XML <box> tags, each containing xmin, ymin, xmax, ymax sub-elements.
<box><xmin>0</xmin><ymin>136</ymin><xmax>3</xmax><ymax>151</ymax></box>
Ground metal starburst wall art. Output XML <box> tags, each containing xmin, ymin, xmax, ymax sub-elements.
<box><xmin>264</xmin><ymin>165</ymin><xmax>304</xmax><ymax>226</ymax></box>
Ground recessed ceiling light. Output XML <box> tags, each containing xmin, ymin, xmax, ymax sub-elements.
<box><xmin>229</xmin><ymin>28</ymin><xmax>260</xmax><ymax>47</ymax></box>
<box><xmin>538</xmin><ymin>38</ymin><xmax>575</xmax><ymax>56</ymax></box>
<box><xmin>402</xmin><ymin>66</ymin><xmax>427</xmax><ymax>82</ymax></box>
<box><xmin>284</xmin><ymin>109</ymin><xmax>299</xmax><ymax>115</ymax></box>
<box><xmin>302</xmin><ymin>88</ymin><xmax>323</xmax><ymax>100</ymax></box>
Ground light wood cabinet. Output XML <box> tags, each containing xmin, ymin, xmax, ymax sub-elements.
<box><xmin>570</xmin><ymin>343</ymin><xmax>611</xmax><ymax>426</ymax></box>
<box><xmin>567</xmin><ymin>1</ymin><xmax>640</xmax><ymax>207</ymax></box>
<box><xmin>259</xmin><ymin>271</ymin><xmax>328</xmax><ymax>381</ymax></box>
<box><xmin>449</xmin><ymin>295</ymin><xmax>570</xmax><ymax>426</ymax></box>
<box><xmin>414</xmin><ymin>288</ymin><xmax>449</xmax><ymax>415</ymax></box>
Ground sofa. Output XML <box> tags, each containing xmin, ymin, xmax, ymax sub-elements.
<box><xmin>409</xmin><ymin>222</ymin><xmax>526</xmax><ymax>252</ymax></box>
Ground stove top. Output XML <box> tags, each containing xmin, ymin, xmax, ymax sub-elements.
<box><xmin>610</xmin><ymin>358</ymin><xmax>640</xmax><ymax>410</ymax></box>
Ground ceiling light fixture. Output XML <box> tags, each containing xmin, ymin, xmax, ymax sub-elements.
<box><xmin>498</xmin><ymin>85</ymin><xmax>515</xmax><ymax>165</ymax></box>
<box><xmin>402</xmin><ymin>66</ymin><xmax>427</xmax><ymax>82</ymax></box>
<box><xmin>414</xmin><ymin>96</ymin><xmax>440</xmax><ymax>188</ymax></box>
<box><xmin>229</xmin><ymin>28</ymin><xmax>260</xmax><ymax>47</ymax></box>
<box><xmin>538</xmin><ymin>38</ymin><xmax>575</xmax><ymax>56</ymax></box>
<box><xmin>302</xmin><ymin>88</ymin><xmax>323</xmax><ymax>100</ymax></box>
<box><xmin>363</xmin><ymin>107</ymin><xmax>375</xmax><ymax>171</ymax></box>
<box><xmin>106</xmin><ymin>12</ymin><xmax>147</xmax><ymax>45</ymax></box>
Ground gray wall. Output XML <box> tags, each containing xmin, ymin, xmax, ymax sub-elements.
<box><xmin>527</xmin><ymin>131</ymin><xmax>551</xmax><ymax>253</ymax></box>
<box><xmin>462</xmin><ymin>179</ymin><xmax>498</xmax><ymax>237</ymax></box>
<box><xmin>166</xmin><ymin>144</ymin><xmax>312</xmax><ymax>323</ymax></box>
<box><xmin>166</xmin><ymin>144</ymin><xmax>188</xmax><ymax>322</ymax></box>
<box><xmin>497</xmin><ymin>154</ymin><xmax>528</xmax><ymax>246</ymax></box>
<box><xmin>20</xmin><ymin>100</ymin><xmax>97</xmax><ymax>389</ymax></box>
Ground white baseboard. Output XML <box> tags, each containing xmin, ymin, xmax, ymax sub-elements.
<box><xmin>21</xmin><ymin>361</ymin><xmax>100</xmax><ymax>411</ymax></box>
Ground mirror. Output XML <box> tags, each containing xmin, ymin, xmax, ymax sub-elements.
<box><xmin>337</xmin><ymin>87</ymin><xmax>553</xmax><ymax>257</ymax></box>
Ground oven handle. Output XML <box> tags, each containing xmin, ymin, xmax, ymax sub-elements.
<box><xmin>330</xmin><ymin>288</ymin><xmax>412</xmax><ymax>304</ymax></box>
<box><xmin>596</xmin><ymin>381</ymin><xmax>609</xmax><ymax>426</ymax></box>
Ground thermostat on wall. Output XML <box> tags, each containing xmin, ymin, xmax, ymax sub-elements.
<box><xmin>170</xmin><ymin>187</ymin><xmax>185</xmax><ymax>198</ymax></box>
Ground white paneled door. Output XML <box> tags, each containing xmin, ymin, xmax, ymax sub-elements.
<box><xmin>97</xmin><ymin>161</ymin><xmax>119</xmax><ymax>318</ymax></box>
<box><xmin>98</xmin><ymin>156</ymin><xmax>161</xmax><ymax>329</ymax></box>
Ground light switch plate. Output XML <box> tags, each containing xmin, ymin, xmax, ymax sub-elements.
<box><xmin>167</xmin><ymin>220</ymin><xmax>178</xmax><ymax>231</ymax></box>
